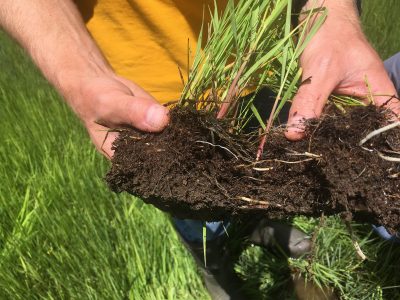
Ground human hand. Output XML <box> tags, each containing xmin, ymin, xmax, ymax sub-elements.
<box><xmin>65</xmin><ymin>75</ymin><xmax>169</xmax><ymax>158</ymax></box>
<box><xmin>285</xmin><ymin>0</ymin><xmax>400</xmax><ymax>141</ymax></box>
<box><xmin>0</xmin><ymin>0</ymin><xmax>170</xmax><ymax>159</ymax></box>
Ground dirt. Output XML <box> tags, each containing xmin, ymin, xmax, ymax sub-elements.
<box><xmin>106</xmin><ymin>105</ymin><xmax>400</xmax><ymax>233</ymax></box>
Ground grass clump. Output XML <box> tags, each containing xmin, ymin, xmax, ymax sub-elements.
<box><xmin>182</xmin><ymin>0</ymin><xmax>326</xmax><ymax>131</ymax></box>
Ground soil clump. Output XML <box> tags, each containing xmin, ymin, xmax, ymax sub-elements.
<box><xmin>106</xmin><ymin>105</ymin><xmax>400</xmax><ymax>232</ymax></box>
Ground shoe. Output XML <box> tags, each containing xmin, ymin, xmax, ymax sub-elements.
<box><xmin>249</xmin><ymin>219</ymin><xmax>311</xmax><ymax>258</ymax></box>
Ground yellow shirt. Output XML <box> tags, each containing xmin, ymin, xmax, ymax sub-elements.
<box><xmin>75</xmin><ymin>0</ymin><xmax>226</xmax><ymax>103</ymax></box>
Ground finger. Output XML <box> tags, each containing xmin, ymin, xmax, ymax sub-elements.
<box><xmin>384</xmin><ymin>97</ymin><xmax>400</xmax><ymax>121</ymax></box>
<box><xmin>285</xmin><ymin>79</ymin><xmax>337</xmax><ymax>141</ymax></box>
<box><xmin>90</xmin><ymin>96</ymin><xmax>170</xmax><ymax>159</ymax></box>
<box><xmin>124</xmin><ymin>96</ymin><xmax>170</xmax><ymax>132</ymax></box>
<box><xmin>87</xmin><ymin>123</ymin><xmax>119</xmax><ymax>159</ymax></box>
<box><xmin>335</xmin><ymin>66</ymin><xmax>400</xmax><ymax>117</ymax></box>
<box><xmin>97</xmin><ymin>93</ymin><xmax>170</xmax><ymax>132</ymax></box>
<box><xmin>368</xmin><ymin>71</ymin><xmax>400</xmax><ymax>119</ymax></box>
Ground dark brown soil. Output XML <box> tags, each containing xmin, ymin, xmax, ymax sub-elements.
<box><xmin>106</xmin><ymin>105</ymin><xmax>400</xmax><ymax>232</ymax></box>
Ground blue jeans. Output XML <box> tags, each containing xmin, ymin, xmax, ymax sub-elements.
<box><xmin>385</xmin><ymin>52</ymin><xmax>400</xmax><ymax>95</ymax></box>
<box><xmin>174</xmin><ymin>52</ymin><xmax>400</xmax><ymax>244</ymax></box>
<box><xmin>173</xmin><ymin>218</ymin><xmax>229</xmax><ymax>243</ymax></box>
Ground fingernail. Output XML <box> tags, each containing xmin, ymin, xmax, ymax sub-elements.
<box><xmin>145</xmin><ymin>104</ymin><xmax>169</xmax><ymax>130</ymax></box>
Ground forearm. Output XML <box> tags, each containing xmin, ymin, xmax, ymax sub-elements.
<box><xmin>0</xmin><ymin>1</ymin><xmax>184</xmax><ymax>157</ymax></box>
<box><xmin>298</xmin><ymin>0</ymin><xmax>370</xmax><ymax>62</ymax></box>
<box><xmin>0</xmin><ymin>0</ymin><xmax>113</xmax><ymax>102</ymax></box>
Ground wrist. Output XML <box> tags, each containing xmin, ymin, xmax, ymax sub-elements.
<box><xmin>302</xmin><ymin>0</ymin><xmax>357</xmax><ymax>11</ymax></box>
<box><xmin>301</xmin><ymin>0</ymin><xmax>363</xmax><ymax>38</ymax></box>
<box><xmin>302</xmin><ymin>0</ymin><xmax>359</xmax><ymax>21</ymax></box>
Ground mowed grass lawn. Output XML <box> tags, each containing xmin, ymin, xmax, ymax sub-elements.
<box><xmin>0</xmin><ymin>1</ymin><xmax>400</xmax><ymax>299</ymax></box>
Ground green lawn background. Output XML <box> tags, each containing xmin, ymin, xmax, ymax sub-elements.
<box><xmin>0</xmin><ymin>1</ymin><xmax>399</xmax><ymax>299</ymax></box>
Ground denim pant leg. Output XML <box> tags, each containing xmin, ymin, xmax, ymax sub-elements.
<box><xmin>173</xmin><ymin>218</ymin><xmax>229</xmax><ymax>243</ymax></box>
<box><xmin>372</xmin><ymin>53</ymin><xmax>400</xmax><ymax>243</ymax></box>
<box><xmin>384</xmin><ymin>52</ymin><xmax>400</xmax><ymax>94</ymax></box>
<box><xmin>384</xmin><ymin>52</ymin><xmax>400</xmax><ymax>95</ymax></box>
<box><xmin>373</xmin><ymin>225</ymin><xmax>400</xmax><ymax>243</ymax></box>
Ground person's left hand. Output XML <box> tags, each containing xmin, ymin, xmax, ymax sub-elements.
<box><xmin>285</xmin><ymin>0</ymin><xmax>400</xmax><ymax>141</ymax></box>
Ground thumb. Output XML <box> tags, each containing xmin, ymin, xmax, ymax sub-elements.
<box><xmin>90</xmin><ymin>94</ymin><xmax>169</xmax><ymax>159</ymax></box>
<box><xmin>100</xmin><ymin>93</ymin><xmax>170</xmax><ymax>132</ymax></box>
<box><xmin>126</xmin><ymin>96</ymin><xmax>170</xmax><ymax>132</ymax></box>
<box><xmin>285</xmin><ymin>79</ymin><xmax>336</xmax><ymax>141</ymax></box>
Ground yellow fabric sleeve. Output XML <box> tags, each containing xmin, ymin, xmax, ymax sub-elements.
<box><xmin>74</xmin><ymin>0</ymin><xmax>226</xmax><ymax>104</ymax></box>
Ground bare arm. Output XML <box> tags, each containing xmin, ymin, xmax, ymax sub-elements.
<box><xmin>286</xmin><ymin>0</ymin><xmax>400</xmax><ymax>140</ymax></box>
<box><xmin>0</xmin><ymin>0</ymin><xmax>112</xmax><ymax>94</ymax></box>
<box><xmin>0</xmin><ymin>0</ymin><xmax>169</xmax><ymax>157</ymax></box>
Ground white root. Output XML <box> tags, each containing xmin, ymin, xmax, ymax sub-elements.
<box><xmin>129</xmin><ymin>135</ymin><xmax>142</xmax><ymax>140</ymax></box>
<box><xmin>243</xmin><ymin>176</ymin><xmax>265</xmax><ymax>182</ymax></box>
<box><xmin>382</xmin><ymin>149</ymin><xmax>400</xmax><ymax>155</ymax></box>
<box><xmin>286</xmin><ymin>149</ymin><xmax>322</xmax><ymax>158</ymax></box>
<box><xmin>359</xmin><ymin>121</ymin><xmax>400</xmax><ymax>146</ymax></box>
<box><xmin>388</xmin><ymin>173</ymin><xmax>399</xmax><ymax>178</ymax></box>
<box><xmin>377</xmin><ymin>151</ymin><xmax>400</xmax><ymax>162</ymax></box>
<box><xmin>235</xmin><ymin>160</ymin><xmax>274</xmax><ymax>169</ymax></box>
<box><xmin>238</xmin><ymin>196</ymin><xmax>280</xmax><ymax>207</ymax></box>
<box><xmin>253</xmin><ymin>167</ymin><xmax>274</xmax><ymax>171</ymax></box>
<box><xmin>195</xmin><ymin>141</ymin><xmax>238</xmax><ymax>160</ymax></box>
<box><xmin>345</xmin><ymin>220</ymin><xmax>367</xmax><ymax>261</ymax></box>
<box><xmin>353</xmin><ymin>241</ymin><xmax>367</xmax><ymax>261</ymax></box>
<box><xmin>274</xmin><ymin>158</ymin><xmax>315</xmax><ymax>164</ymax></box>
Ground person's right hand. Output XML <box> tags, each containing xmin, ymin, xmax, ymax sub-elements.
<box><xmin>65</xmin><ymin>75</ymin><xmax>169</xmax><ymax>158</ymax></box>
<box><xmin>0</xmin><ymin>0</ymin><xmax>170</xmax><ymax>159</ymax></box>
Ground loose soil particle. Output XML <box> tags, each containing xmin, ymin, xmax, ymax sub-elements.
<box><xmin>106</xmin><ymin>105</ymin><xmax>400</xmax><ymax>233</ymax></box>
